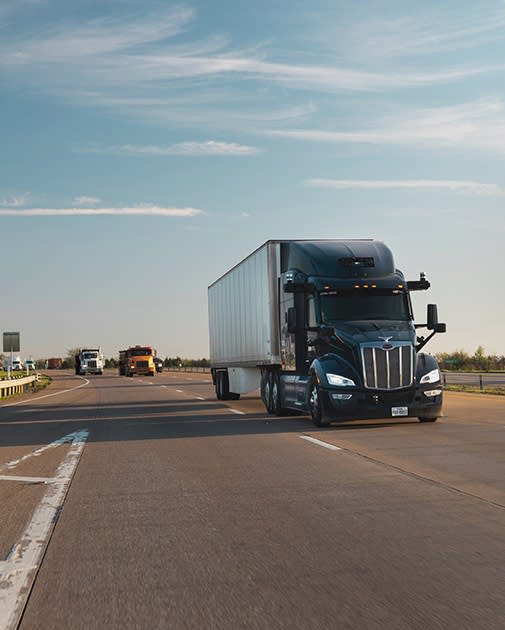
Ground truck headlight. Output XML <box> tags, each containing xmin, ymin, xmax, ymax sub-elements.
<box><xmin>326</xmin><ymin>373</ymin><xmax>355</xmax><ymax>387</ymax></box>
<box><xmin>420</xmin><ymin>369</ymin><xmax>440</xmax><ymax>384</ymax></box>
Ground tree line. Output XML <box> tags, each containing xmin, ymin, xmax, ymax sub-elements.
<box><xmin>2</xmin><ymin>347</ymin><xmax>503</xmax><ymax>372</ymax></box>
<box><xmin>435</xmin><ymin>346</ymin><xmax>505</xmax><ymax>371</ymax></box>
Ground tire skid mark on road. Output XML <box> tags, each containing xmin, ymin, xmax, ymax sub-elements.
<box><xmin>0</xmin><ymin>429</ymin><xmax>88</xmax><ymax>630</ymax></box>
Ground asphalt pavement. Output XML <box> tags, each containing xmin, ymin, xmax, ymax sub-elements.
<box><xmin>0</xmin><ymin>371</ymin><xmax>504</xmax><ymax>629</ymax></box>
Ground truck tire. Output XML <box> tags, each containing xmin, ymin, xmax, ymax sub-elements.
<box><xmin>309</xmin><ymin>380</ymin><xmax>330</xmax><ymax>427</ymax></box>
<box><xmin>218</xmin><ymin>372</ymin><xmax>224</xmax><ymax>400</ymax></box>
<box><xmin>216</xmin><ymin>371</ymin><xmax>227</xmax><ymax>400</ymax></box>
<box><xmin>261</xmin><ymin>371</ymin><xmax>274</xmax><ymax>413</ymax></box>
<box><xmin>270</xmin><ymin>371</ymin><xmax>286</xmax><ymax>416</ymax></box>
<box><xmin>418</xmin><ymin>417</ymin><xmax>438</xmax><ymax>423</ymax></box>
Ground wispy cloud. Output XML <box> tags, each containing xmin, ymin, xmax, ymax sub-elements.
<box><xmin>78</xmin><ymin>141</ymin><xmax>261</xmax><ymax>156</ymax></box>
<box><xmin>305</xmin><ymin>179</ymin><xmax>503</xmax><ymax>196</ymax></box>
<box><xmin>0</xmin><ymin>4</ymin><xmax>499</xmax><ymax>136</ymax></box>
<box><xmin>270</xmin><ymin>98</ymin><xmax>505</xmax><ymax>153</ymax></box>
<box><xmin>0</xmin><ymin>193</ymin><xmax>30</xmax><ymax>207</ymax></box>
<box><xmin>346</xmin><ymin>8</ymin><xmax>505</xmax><ymax>60</ymax></box>
<box><xmin>0</xmin><ymin>206</ymin><xmax>204</xmax><ymax>217</ymax></box>
<box><xmin>73</xmin><ymin>195</ymin><xmax>101</xmax><ymax>205</ymax></box>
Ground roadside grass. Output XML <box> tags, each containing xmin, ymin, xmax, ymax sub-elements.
<box><xmin>33</xmin><ymin>374</ymin><xmax>51</xmax><ymax>392</ymax></box>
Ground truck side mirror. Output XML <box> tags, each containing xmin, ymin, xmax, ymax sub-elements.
<box><xmin>427</xmin><ymin>304</ymin><xmax>446</xmax><ymax>333</ymax></box>
<box><xmin>287</xmin><ymin>307</ymin><xmax>297</xmax><ymax>333</ymax></box>
<box><xmin>427</xmin><ymin>304</ymin><xmax>438</xmax><ymax>330</ymax></box>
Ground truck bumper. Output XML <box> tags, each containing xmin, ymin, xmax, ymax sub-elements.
<box><xmin>319</xmin><ymin>386</ymin><xmax>443</xmax><ymax>422</ymax></box>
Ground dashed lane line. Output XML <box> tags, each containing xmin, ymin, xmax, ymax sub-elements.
<box><xmin>300</xmin><ymin>435</ymin><xmax>342</xmax><ymax>451</ymax></box>
<box><xmin>0</xmin><ymin>475</ymin><xmax>58</xmax><ymax>484</ymax></box>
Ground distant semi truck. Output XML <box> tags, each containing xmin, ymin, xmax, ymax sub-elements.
<box><xmin>208</xmin><ymin>239</ymin><xmax>446</xmax><ymax>426</ymax></box>
<box><xmin>46</xmin><ymin>357</ymin><xmax>63</xmax><ymax>369</ymax></box>
<box><xmin>119</xmin><ymin>346</ymin><xmax>156</xmax><ymax>377</ymax></box>
<box><xmin>75</xmin><ymin>348</ymin><xmax>104</xmax><ymax>375</ymax></box>
<box><xmin>3</xmin><ymin>357</ymin><xmax>23</xmax><ymax>371</ymax></box>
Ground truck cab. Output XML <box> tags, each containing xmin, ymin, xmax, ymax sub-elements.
<box><xmin>275</xmin><ymin>242</ymin><xmax>445</xmax><ymax>425</ymax></box>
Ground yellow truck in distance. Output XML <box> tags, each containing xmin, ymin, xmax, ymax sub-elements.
<box><xmin>119</xmin><ymin>346</ymin><xmax>156</xmax><ymax>377</ymax></box>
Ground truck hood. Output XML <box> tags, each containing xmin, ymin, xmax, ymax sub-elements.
<box><xmin>333</xmin><ymin>320</ymin><xmax>415</xmax><ymax>346</ymax></box>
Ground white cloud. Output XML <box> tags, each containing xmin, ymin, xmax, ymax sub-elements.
<box><xmin>79</xmin><ymin>141</ymin><xmax>261</xmax><ymax>156</ymax></box>
<box><xmin>0</xmin><ymin>206</ymin><xmax>204</xmax><ymax>217</ymax></box>
<box><xmin>347</xmin><ymin>9</ymin><xmax>505</xmax><ymax>60</ymax></box>
<box><xmin>0</xmin><ymin>5</ymin><xmax>499</xmax><ymax>134</ymax></box>
<box><xmin>270</xmin><ymin>98</ymin><xmax>505</xmax><ymax>153</ymax></box>
<box><xmin>305</xmin><ymin>179</ymin><xmax>503</xmax><ymax>195</ymax></box>
<box><xmin>73</xmin><ymin>195</ymin><xmax>101</xmax><ymax>205</ymax></box>
<box><xmin>0</xmin><ymin>193</ymin><xmax>30</xmax><ymax>207</ymax></box>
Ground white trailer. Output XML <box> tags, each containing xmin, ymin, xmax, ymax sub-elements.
<box><xmin>208</xmin><ymin>242</ymin><xmax>282</xmax><ymax>398</ymax></box>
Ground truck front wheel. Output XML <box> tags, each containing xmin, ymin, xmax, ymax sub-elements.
<box><xmin>309</xmin><ymin>380</ymin><xmax>330</xmax><ymax>427</ymax></box>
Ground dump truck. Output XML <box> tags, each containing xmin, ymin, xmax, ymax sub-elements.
<box><xmin>118</xmin><ymin>346</ymin><xmax>156</xmax><ymax>377</ymax></box>
<box><xmin>208</xmin><ymin>240</ymin><xmax>446</xmax><ymax>426</ymax></box>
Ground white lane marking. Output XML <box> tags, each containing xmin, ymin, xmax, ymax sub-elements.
<box><xmin>195</xmin><ymin>396</ymin><xmax>206</xmax><ymax>401</ymax></box>
<box><xmin>0</xmin><ymin>429</ymin><xmax>88</xmax><ymax>630</ymax></box>
<box><xmin>300</xmin><ymin>436</ymin><xmax>342</xmax><ymax>451</ymax></box>
<box><xmin>229</xmin><ymin>408</ymin><xmax>245</xmax><ymax>415</ymax></box>
<box><xmin>1</xmin><ymin>377</ymin><xmax>90</xmax><ymax>408</ymax></box>
<box><xmin>0</xmin><ymin>475</ymin><xmax>58</xmax><ymax>484</ymax></box>
<box><xmin>176</xmin><ymin>389</ymin><xmax>183</xmax><ymax>393</ymax></box>
<box><xmin>0</xmin><ymin>431</ymin><xmax>86</xmax><ymax>472</ymax></box>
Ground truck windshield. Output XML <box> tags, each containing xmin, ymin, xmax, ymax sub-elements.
<box><xmin>129</xmin><ymin>348</ymin><xmax>152</xmax><ymax>356</ymax></box>
<box><xmin>82</xmin><ymin>352</ymin><xmax>97</xmax><ymax>359</ymax></box>
<box><xmin>319</xmin><ymin>292</ymin><xmax>410</xmax><ymax>323</ymax></box>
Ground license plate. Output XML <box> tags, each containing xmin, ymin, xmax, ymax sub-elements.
<box><xmin>391</xmin><ymin>406</ymin><xmax>408</xmax><ymax>417</ymax></box>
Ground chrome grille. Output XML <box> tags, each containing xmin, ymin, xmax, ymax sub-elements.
<box><xmin>361</xmin><ymin>342</ymin><xmax>413</xmax><ymax>390</ymax></box>
<box><xmin>89</xmin><ymin>360</ymin><xmax>97</xmax><ymax>368</ymax></box>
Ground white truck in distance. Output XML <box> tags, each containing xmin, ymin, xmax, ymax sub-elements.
<box><xmin>76</xmin><ymin>348</ymin><xmax>104</xmax><ymax>375</ymax></box>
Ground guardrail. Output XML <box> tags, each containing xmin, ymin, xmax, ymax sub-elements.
<box><xmin>0</xmin><ymin>374</ymin><xmax>39</xmax><ymax>399</ymax></box>
<box><xmin>442</xmin><ymin>371</ymin><xmax>505</xmax><ymax>390</ymax></box>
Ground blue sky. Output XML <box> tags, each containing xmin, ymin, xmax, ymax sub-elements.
<box><xmin>1</xmin><ymin>0</ymin><xmax>504</xmax><ymax>360</ymax></box>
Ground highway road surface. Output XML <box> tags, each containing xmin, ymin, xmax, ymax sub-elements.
<box><xmin>0</xmin><ymin>371</ymin><xmax>504</xmax><ymax>629</ymax></box>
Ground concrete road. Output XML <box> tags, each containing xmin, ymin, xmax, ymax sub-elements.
<box><xmin>0</xmin><ymin>371</ymin><xmax>504</xmax><ymax>629</ymax></box>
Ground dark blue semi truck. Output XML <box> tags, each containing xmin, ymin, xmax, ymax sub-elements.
<box><xmin>208</xmin><ymin>240</ymin><xmax>446</xmax><ymax>426</ymax></box>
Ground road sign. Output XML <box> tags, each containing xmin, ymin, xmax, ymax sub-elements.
<box><xmin>3</xmin><ymin>332</ymin><xmax>20</xmax><ymax>353</ymax></box>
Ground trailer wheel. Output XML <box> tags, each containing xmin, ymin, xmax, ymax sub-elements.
<box><xmin>217</xmin><ymin>370</ymin><xmax>237</xmax><ymax>400</ymax></box>
<box><xmin>215</xmin><ymin>371</ymin><xmax>224</xmax><ymax>400</ymax></box>
<box><xmin>309</xmin><ymin>380</ymin><xmax>330</xmax><ymax>427</ymax></box>
<box><xmin>418</xmin><ymin>416</ymin><xmax>438</xmax><ymax>423</ymax></box>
